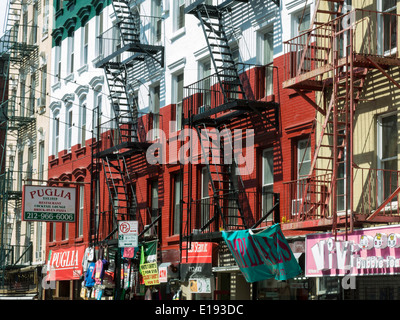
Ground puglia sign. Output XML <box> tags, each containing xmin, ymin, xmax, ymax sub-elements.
<box><xmin>23</xmin><ymin>186</ymin><xmax>77</xmax><ymax>222</ymax></box>
<box><xmin>306</xmin><ymin>224</ymin><xmax>400</xmax><ymax>277</ymax></box>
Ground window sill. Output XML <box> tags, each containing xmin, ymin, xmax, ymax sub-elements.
<box><xmin>65</xmin><ymin>73</ymin><xmax>74</xmax><ymax>84</ymax></box>
<box><xmin>52</xmin><ymin>81</ymin><xmax>61</xmax><ymax>91</ymax></box>
<box><xmin>170</xmin><ymin>27</ymin><xmax>186</xmax><ymax>42</ymax></box>
<box><xmin>78</xmin><ymin>64</ymin><xmax>88</xmax><ymax>76</ymax></box>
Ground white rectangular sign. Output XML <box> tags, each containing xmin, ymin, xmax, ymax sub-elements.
<box><xmin>118</xmin><ymin>221</ymin><xmax>139</xmax><ymax>247</ymax></box>
<box><xmin>23</xmin><ymin>185</ymin><xmax>77</xmax><ymax>222</ymax></box>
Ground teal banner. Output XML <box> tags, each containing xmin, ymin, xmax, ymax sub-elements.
<box><xmin>222</xmin><ymin>224</ymin><xmax>302</xmax><ymax>282</ymax></box>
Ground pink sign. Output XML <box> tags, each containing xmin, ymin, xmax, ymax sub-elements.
<box><xmin>306</xmin><ymin>224</ymin><xmax>400</xmax><ymax>277</ymax></box>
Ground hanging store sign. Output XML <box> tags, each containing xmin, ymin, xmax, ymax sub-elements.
<box><xmin>306</xmin><ymin>224</ymin><xmax>400</xmax><ymax>277</ymax></box>
<box><xmin>222</xmin><ymin>224</ymin><xmax>302</xmax><ymax>283</ymax></box>
<box><xmin>22</xmin><ymin>185</ymin><xmax>76</xmax><ymax>223</ymax></box>
<box><xmin>180</xmin><ymin>242</ymin><xmax>216</xmax><ymax>281</ymax></box>
<box><xmin>140</xmin><ymin>262</ymin><xmax>160</xmax><ymax>286</ymax></box>
<box><xmin>118</xmin><ymin>221</ymin><xmax>138</xmax><ymax>248</ymax></box>
<box><xmin>46</xmin><ymin>245</ymin><xmax>85</xmax><ymax>281</ymax></box>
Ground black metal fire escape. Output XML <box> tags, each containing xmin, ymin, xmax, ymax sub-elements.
<box><xmin>94</xmin><ymin>0</ymin><xmax>164</xmax><ymax>239</ymax></box>
<box><xmin>182</xmin><ymin>0</ymin><xmax>280</xmax><ymax>243</ymax></box>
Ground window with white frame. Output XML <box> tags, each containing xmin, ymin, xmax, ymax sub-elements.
<box><xmin>96</xmin><ymin>10</ymin><xmax>104</xmax><ymax>56</ymax></box>
<box><xmin>152</xmin><ymin>0</ymin><xmax>162</xmax><ymax>44</ymax></box>
<box><xmin>292</xmin><ymin>8</ymin><xmax>311</xmax><ymax>73</ymax></box>
<box><xmin>93</xmin><ymin>89</ymin><xmax>102</xmax><ymax>140</ymax></box>
<box><xmin>293</xmin><ymin>139</ymin><xmax>311</xmax><ymax>215</ymax></box>
<box><xmin>42</xmin><ymin>0</ymin><xmax>49</xmax><ymax>36</ymax></box>
<box><xmin>65</xmin><ymin>105</ymin><xmax>73</xmax><ymax>152</ymax></box>
<box><xmin>174</xmin><ymin>0</ymin><xmax>185</xmax><ymax>32</ymax></box>
<box><xmin>82</xmin><ymin>23</ymin><xmax>89</xmax><ymax>66</ymax></box>
<box><xmin>260</xmin><ymin>29</ymin><xmax>274</xmax><ymax>97</ymax></box>
<box><xmin>262</xmin><ymin>148</ymin><xmax>274</xmax><ymax>221</ymax></box>
<box><xmin>53</xmin><ymin>110</ymin><xmax>60</xmax><ymax>157</ymax></box>
<box><xmin>174</xmin><ymin>72</ymin><xmax>184</xmax><ymax>132</ymax></box>
<box><xmin>79</xmin><ymin>97</ymin><xmax>87</xmax><ymax>146</ymax></box>
<box><xmin>172</xmin><ymin>172</ymin><xmax>182</xmax><ymax>235</ymax></box>
<box><xmin>201</xmin><ymin>166</ymin><xmax>210</xmax><ymax>229</ymax></box>
<box><xmin>68</xmin><ymin>30</ymin><xmax>75</xmax><ymax>74</ymax></box>
<box><xmin>38</xmin><ymin>141</ymin><xmax>44</xmax><ymax>181</ymax></box>
<box><xmin>54</xmin><ymin>40</ymin><xmax>61</xmax><ymax>82</ymax></box>
<box><xmin>378</xmin><ymin>0</ymin><xmax>397</xmax><ymax>55</ymax></box>
<box><xmin>40</xmin><ymin>64</ymin><xmax>47</xmax><ymax>107</ymax></box>
<box><xmin>199</xmin><ymin>58</ymin><xmax>211</xmax><ymax>110</ymax></box>
<box><xmin>378</xmin><ymin>113</ymin><xmax>398</xmax><ymax>203</ymax></box>
<box><xmin>78</xmin><ymin>184</ymin><xmax>84</xmax><ymax>237</ymax></box>
<box><xmin>151</xmin><ymin>84</ymin><xmax>160</xmax><ymax>139</ymax></box>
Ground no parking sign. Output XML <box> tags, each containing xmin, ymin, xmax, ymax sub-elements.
<box><xmin>118</xmin><ymin>221</ymin><xmax>138</xmax><ymax>248</ymax></box>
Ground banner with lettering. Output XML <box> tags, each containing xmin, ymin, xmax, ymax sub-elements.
<box><xmin>180</xmin><ymin>242</ymin><xmax>216</xmax><ymax>281</ymax></box>
<box><xmin>222</xmin><ymin>224</ymin><xmax>301</xmax><ymax>282</ymax></box>
<box><xmin>47</xmin><ymin>245</ymin><xmax>85</xmax><ymax>281</ymax></box>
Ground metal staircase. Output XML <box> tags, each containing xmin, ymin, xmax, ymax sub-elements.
<box><xmin>94</xmin><ymin>0</ymin><xmax>163</xmax><ymax>236</ymax></box>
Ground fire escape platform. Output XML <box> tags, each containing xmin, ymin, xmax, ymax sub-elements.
<box><xmin>283</xmin><ymin>54</ymin><xmax>400</xmax><ymax>91</ymax></box>
<box><xmin>94</xmin><ymin>42</ymin><xmax>164</xmax><ymax>69</ymax></box>
<box><xmin>184</xmin><ymin>99</ymin><xmax>279</xmax><ymax>127</ymax></box>
<box><xmin>94</xmin><ymin>141</ymin><xmax>152</xmax><ymax>160</ymax></box>
<box><xmin>280</xmin><ymin>213</ymin><xmax>400</xmax><ymax>232</ymax></box>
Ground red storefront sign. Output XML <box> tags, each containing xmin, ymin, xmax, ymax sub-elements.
<box><xmin>47</xmin><ymin>245</ymin><xmax>85</xmax><ymax>281</ymax></box>
<box><xmin>181</xmin><ymin>242</ymin><xmax>216</xmax><ymax>280</ymax></box>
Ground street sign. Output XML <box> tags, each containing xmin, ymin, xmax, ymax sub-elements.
<box><xmin>22</xmin><ymin>185</ymin><xmax>77</xmax><ymax>223</ymax></box>
<box><xmin>118</xmin><ymin>221</ymin><xmax>138</xmax><ymax>247</ymax></box>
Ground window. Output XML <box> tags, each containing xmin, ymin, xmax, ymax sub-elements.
<box><xmin>174</xmin><ymin>0</ymin><xmax>185</xmax><ymax>31</ymax></box>
<box><xmin>78</xmin><ymin>184</ymin><xmax>84</xmax><ymax>237</ymax></box>
<box><xmin>96</xmin><ymin>11</ymin><xmax>104</xmax><ymax>56</ymax></box>
<box><xmin>53</xmin><ymin>111</ymin><xmax>60</xmax><ymax>157</ymax></box>
<box><xmin>40</xmin><ymin>65</ymin><xmax>47</xmax><ymax>107</ymax></box>
<box><xmin>292</xmin><ymin>9</ymin><xmax>311</xmax><ymax>73</ymax></box>
<box><xmin>174</xmin><ymin>72</ymin><xmax>184</xmax><ymax>131</ymax></box>
<box><xmin>201</xmin><ymin>167</ymin><xmax>210</xmax><ymax>229</ymax></box>
<box><xmin>32</xmin><ymin>3</ymin><xmax>38</xmax><ymax>44</ymax></box>
<box><xmin>27</xmin><ymin>146</ymin><xmax>33</xmax><ymax>182</ymax></box>
<box><xmin>152</xmin><ymin>0</ymin><xmax>162</xmax><ymax>43</ymax></box>
<box><xmin>54</xmin><ymin>40</ymin><xmax>62</xmax><ymax>82</ymax></box>
<box><xmin>18</xmin><ymin>151</ymin><xmax>23</xmax><ymax>191</ymax></box>
<box><xmin>293</xmin><ymin>139</ymin><xmax>311</xmax><ymax>215</ymax></box>
<box><xmin>66</xmin><ymin>106</ymin><xmax>73</xmax><ymax>152</ymax></box>
<box><xmin>36</xmin><ymin>222</ymin><xmax>42</xmax><ymax>261</ymax></box>
<box><xmin>68</xmin><ymin>31</ymin><xmax>75</xmax><ymax>74</ymax></box>
<box><xmin>42</xmin><ymin>0</ymin><xmax>49</xmax><ymax>35</ymax></box>
<box><xmin>378</xmin><ymin>0</ymin><xmax>397</xmax><ymax>55</ymax></box>
<box><xmin>262</xmin><ymin>148</ymin><xmax>274</xmax><ymax>221</ymax></box>
<box><xmin>199</xmin><ymin>59</ymin><xmax>211</xmax><ymax>109</ymax></box>
<box><xmin>20</xmin><ymin>81</ymin><xmax>26</xmax><ymax>117</ymax></box>
<box><xmin>93</xmin><ymin>91</ymin><xmax>102</xmax><ymax>140</ymax></box>
<box><xmin>79</xmin><ymin>98</ymin><xmax>87</xmax><ymax>146</ymax></box>
<box><xmin>172</xmin><ymin>173</ymin><xmax>182</xmax><ymax>235</ymax></box>
<box><xmin>261</xmin><ymin>29</ymin><xmax>274</xmax><ymax>97</ymax></box>
<box><xmin>337</xmin><ymin>130</ymin><xmax>346</xmax><ymax>212</ymax></box>
<box><xmin>29</xmin><ymin>73</ymin><xmax>35</xmax><ymax>116</ymax></box>
<box><xmin>23</xmin><ymin>12</ymin><xmax>28</xmax><ymax>44</ymax></box>
<box><xmin>150</xmin><ymin>180</ymin><xmax>159</xmax><ymax>235</ymax></box>
<box><xmin>151</xmin><ymin>84</ymin><xmax>160</xmax><ymax>139</ymax></box>
<box><xmin>378</xmin><ymin>113</ymin><xmax>398</xmax><ymax>202</ymax></box>
<box><xmin>38</xmin><ymin>141</ymin><xmax>44</xmax><ymax>181</ymax></box>
<box><xmin>82</xmin><ymin>23</ymin><xmax>89</xmax><ymax>66</ymax></box>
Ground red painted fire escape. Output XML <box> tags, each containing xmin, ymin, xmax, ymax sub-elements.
<box><xmin>282</xmin><ymin>0</ymin><xmax>400</xmax><ymax>236</ymax></box>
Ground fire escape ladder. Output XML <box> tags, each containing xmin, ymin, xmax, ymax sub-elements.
<box><xmin>102</xmin><ymin>155</ymin><xmax>137</xmax><ymax>221</ymax></box>
<box><xmin>193</xmin><ymin>4</ymin><xmax>246</xmax><ymax>103</ymax></box>
<box><xmin>297</xmin><ymin>0</ymin><xmax>344</xmax><ymax>78</ymax></box>
<box><xmin>112</xmin><ymin>0</ymin><xmax>141</xmax><ymax>46</ymax></box>
<box><xmin>195</xmin><ymin>123</ymin><xmax>247</xmax><ymax>232</ymax></box>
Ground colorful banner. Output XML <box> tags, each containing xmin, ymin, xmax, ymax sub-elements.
<box><xmin>47</xmin><ymin>245</ymin><xmax>85</xmax><ymax>281</ymax></box>
<box><xmin>222</xmin><ymin>224</ymin><xmax>301</xmax><ymax>282</ymax></box>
